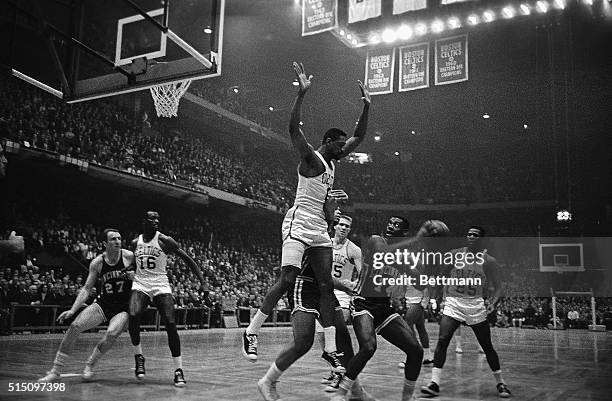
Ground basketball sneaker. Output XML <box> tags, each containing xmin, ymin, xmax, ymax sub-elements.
<box><xmin>82</xmin><ymin>365</ymin><xmax>94</xmax><ymax>381</ymax></box>
<box><xmin>421</xmin><ymin>381</ymin><xmax>440</xmax><ymax>396</ymax></box>
<box><xmin>422</xmin><ymin>358</ymin><xmax>434</xmax><ymax>365</ymax></box>
<box><xmin>497</xmin><ymin>383</ymin><xmax>512</xmax><ymax>398</ymax></box>
<box><xmin>321</xmin><ymin>372</ymin><xmax>336</xmax><ymax>384</ymax></box>
<box><xmin>38</xmin><ymin>371</ymin><xmax>61</xmax><ymax>382</ymax></box>
<box><xmin>321</xmin><ymin>351</ymin><xmax>346</xmax><ymax>373</ymax></box>
<box><xmin>455</xmin><ymin>346</ymin><xmax>463</xmax><ymax>354</ymax></box>
<box><xmin>325</xmin><ymin>373</ymin><xmax>342</xmax><ymax>392</ymax></box>
<box><xmin>174</xmin><ymin>368</ymin><xmax>186</xmax><ymax>387</ymax></box>
<box><xmin>134</xmin><ymin>354</ymin><xmax>146</xmax><ymax>380</ymax></box>
<box><xmin>257</xmin><ymin>378</ymin><xmax>280</xmax><ymax>401</ymax></box>
<box><xmin>242</xmin><ymin>331</ymin><xmax>258</xmax><ymax>362</ymax></box>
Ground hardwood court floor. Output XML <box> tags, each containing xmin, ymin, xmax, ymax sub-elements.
<box><xmin>0</xmin><ymin>324</ymin><xmax>611</xmax><ymax>401</ymax></box>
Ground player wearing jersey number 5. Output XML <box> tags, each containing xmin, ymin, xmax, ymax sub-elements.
<box><xmin>128</xmin><ymin>211</ymin><xmax>206</xmax><ymax>387</ymax></box>
<box><xmin>243</xmin><ymin>62</ymin><xmax>370</xmax><ymax>374</ymax></box>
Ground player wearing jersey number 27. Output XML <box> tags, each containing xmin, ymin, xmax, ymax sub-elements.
<box><xmin>39</xmin><ymin>228</ymin><xmax>134</xmax><ymax>382</ymax></box>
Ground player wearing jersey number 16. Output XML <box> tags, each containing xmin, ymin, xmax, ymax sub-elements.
<box><xmin>128</xmin><ymin>211</ymin><xmax>207</xmax><ymax>387</ymax></box>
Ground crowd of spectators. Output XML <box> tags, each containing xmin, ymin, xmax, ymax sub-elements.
<box><xmin>0</xmin><ymin>77</ymin><xmax>294</xmax><ymax>210</ymax></box>
<box><xmin>1</xmin><ymin>75</ymin><xmax>560</xmax><ymax>211</ymax></box>
<box><xmin>335</xmin><ymin>148</ymin><xmax>552</xmax><ymax>205</ymax></box>
<box><xmin>0</xmin><ymin>208</ymin><xmax>288</xmax><ymax>334</ymax></box>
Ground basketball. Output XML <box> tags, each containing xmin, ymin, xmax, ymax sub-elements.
<box><xmin>422</xmin><ymin>220</ymin><xmax>450</xmax><ymax>237</ymax></box>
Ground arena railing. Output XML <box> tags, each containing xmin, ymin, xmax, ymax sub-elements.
<box><xmin>7</xmin><ymin>304</ymin><xmax>212</xmax><ymax>334</ymax></box>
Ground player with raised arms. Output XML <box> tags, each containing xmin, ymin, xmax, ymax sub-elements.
<box><xmin>243</xmin><ymin>62</ymin><xmax>370</xmax><ymax>374</ymax></box>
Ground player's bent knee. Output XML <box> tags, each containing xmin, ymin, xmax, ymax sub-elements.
<box><xmin>361</xmin><ymin>340</ymin><xmax>377</xmax><ymax>357</ymax></box>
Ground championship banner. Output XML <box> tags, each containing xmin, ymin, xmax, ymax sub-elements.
<box><xmin>393</xmin><ymin>0</ymin><xmax>427</xmax><ymax>15</ymax></box>
<box><xmin>302</xmin><ymin>0</ymin><xmax>337</xmax><ymax>37</ymax></box>
<box><xmin>348</xmin><ymin>0</ymin><xmax>381</xmax><ymax>23</ymax></box>
<box><xmin>365</xmin><ymin>47</ymin><xmax>395</xmax><ymax>95</ymax></box>
<box><xmin>399</xmin><ymin>42</ymin><xmax>429</xmax><ymax>92</ymax></box>
<box><xmin>435</xmin><ymin>34</ymin><xmax>468</xmax><ymax>86</ymax></box>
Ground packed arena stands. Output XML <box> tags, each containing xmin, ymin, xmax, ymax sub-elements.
<box><xmin>2</xmin><ymin>75</ymin><xmax>563</xmax><ymax>214</ymax></box>
<box><xmin>1</xmin><ymin>74</ymin><xmax>609</xmax><ymax>335</ymax></box>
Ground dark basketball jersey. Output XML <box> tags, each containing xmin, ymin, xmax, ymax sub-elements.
<box><xmin>99</xmin><ymin>252</ymin><xmax>132</xmax><ymax>306</ymax></box>
<box><xmin>354</xmin><ymin>235</ymin><xmax>405</xmax><ymax>305</ymax></box>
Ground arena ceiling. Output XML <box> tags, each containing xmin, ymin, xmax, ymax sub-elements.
<box><xmin>206</xmin><ymin>0</ymin><xmax>611</xmax><ymax>157</ymax></box>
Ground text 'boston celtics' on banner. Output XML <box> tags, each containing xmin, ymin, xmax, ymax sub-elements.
<box><xmin>399</xmin><ymin>42</ymin><xmax>429</xmax><ymax>92</ymax></box>
<box><xmin>365</xmin><ymin>48</ymin><xmax>395</xmax><ymax>95</ymax></box>
<box><xmin>302</xmin><ymin>0</ymin><xmax>338</xmax><ymax>37</ymax></box>
<box><xmin>435</xmin><ymin>34</ymin><xmax>468</xmax><ymax>85</ymax></box>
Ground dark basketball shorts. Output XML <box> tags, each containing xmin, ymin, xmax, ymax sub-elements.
<box><xmin>94</xmin><ymin>299</ymin><xmax>129</xmax><ymax>321</ymax></box>
<box><xmin>288</xmin><ymin>275</ymin><xmax>341</xmax><ymax>317</ymax></box>
<box><xmin>351</xmin><ymin>297</ymin><xmax>400</xmax><ymax>334</ymax></box>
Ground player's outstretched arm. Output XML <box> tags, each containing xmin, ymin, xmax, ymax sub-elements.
<box><xmin>57</xmin><ymin>256</ymin><xmax>102</xmax><ymax>323</ymax></box>
<box><xmin>339</xmin><ymin>81</ymin><xmax>371</xmax><ymax>158</ymax></box>
<box><xmin>288</xmin><ymin>62</ymin><xmax>318</xmax><ymax>164</ymax></box>
<box><xmin>160</xmin><ymin>235</ymin><xmax>205</xmax><ymax>284</ymax></box>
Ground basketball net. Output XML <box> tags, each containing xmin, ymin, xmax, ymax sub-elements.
<box><xmin>150</xmin><ymin>80</ymin><xmax>192</xmax><ymax>118</ymax></box>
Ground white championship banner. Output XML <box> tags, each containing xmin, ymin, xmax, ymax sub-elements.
<box><xmin>348</xmin><ymin>0</ymin><xmax>382</xmax><ymax>23</ymax></box>
<box><xmin>302</xmin><ymin>0</ymin><xmax>338</xmax><ymax>36</ymax></box>
<box><xmin>399</xmin><ymin>42</ymin><xmax>429</xmax><ymax>92</ymax></box>
<box><xmin>365</xmin><ymin>47</ymin><xmax>395</xmax><ymax>95</ymax></box>
<box><xmin>435</xmin><ymin>34</ymin><xmax>468</xmax><ymax>85</ymax></box>
<box><xmin>393</xmin><ymin>0</ymin><xmax>427</xmax><ymax>15</ymax></box>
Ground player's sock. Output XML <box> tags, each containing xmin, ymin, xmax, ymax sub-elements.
<box><xmin>338</xmin><ymin>376</ymin><xmax>354</xmax><ymax>395</ymax></box>
<box><xmin>173</xmin><ymin>356</ymin><xmax>183</xmax><ymax>370</ymax></box>
<box><xmin>424</xmin><ymin>347</ymin><xmax>432</xmax><ymax>360</ymax></box>
<box><xmin>402</xmin><ymin>379</ymin><xmax>416</xmax><ymax>400</ymax></box>
<box><xmin>133</xmin><ymin>344</ymin><xmax>143</xmax><ymax>355</ymax></box>
<box><xmin>432</xmin><ymin>367</ymin><xmax>443</xmax><ymax>384</ymax></box>
<box><xmin>493</xmin><ymin>370</ymin><xmax>504</xmax><ymax>384</ymax></box>
<box><xmin>455</xmin><ymin>335</ymin><xmax>462</xmax><ymax>352</ymax></box>
<box><xmin>246</xmin><ymin>310</ymin><xmax>268</xmax><ymax>335</ymax></box>
<box><xmin>262</xmin><ymin>362</ymin><xmax>283</xmax><ymax>383</ymax></box>
<box><xmin>86</xmin><ymin>346</ymin><xmax>102</xmax><ymax>367</ymax></box>
<box><xmin>323</xmin><ymin>326</ymin><xmax>337</xmax><ymax>353</ymax></box>
<box><xmin>51</xmin><ymin>351</ymin><xmax>69</xmax><ymax>374</ymax></box>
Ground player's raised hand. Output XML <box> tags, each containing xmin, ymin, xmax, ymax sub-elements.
<box><xmin>358</xmin><ymin>80</ymin><xmax>371</xmax><ymax>106</ymax></box>
<box><xmin>57</xmin><ymin>309</ymin><xmax>75</xmax><ymax>324</ymax></box>
<box><xmin>292</xmin><ymin>62</ymin><xmax>312</xmax><ymax>93</ymax></box>
<box><xmin>330</xmin><ymin>189</ymin><xmax>349</xmax><ymax>201</ymax></box>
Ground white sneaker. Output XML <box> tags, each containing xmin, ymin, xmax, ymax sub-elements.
<box><xmin>257</xmin><ymin>378</ymin><xmax>281</xmax><ymax>401</ymax></box>
<box><xmin>38</xmin><ymin>371</ymin><xmax>61</xmax><ymax>382</ymax></box>
<box><xmin>398</xmin><ymin>361</ymin><xmax>406</xmax><ymax>368</ymax></box>
<box><xmin>82</xmin><ymin>365</ymin><xmax>94</xmax><ymax>381</ymax></box>
<box><xmin>455</xmin><ymin>346</ymin><xmax>463</xmax><ymax>354</ymax></box>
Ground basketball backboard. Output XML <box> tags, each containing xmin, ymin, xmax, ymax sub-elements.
<box><xmin>2</xmin><ymin>0</ymin><xmax>223</xmax><ymax>102</ymax></box>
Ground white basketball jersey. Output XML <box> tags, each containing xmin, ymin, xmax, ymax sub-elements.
<box><xmin>291</xmin><ymin>151</ymin><xmax>334</xmax><ymax>220</ymax></box>
<box><xmin>135</xmin><ymin>232</ymin><xmax>168</xmax><ymax>280</ymax></box>
<box><xmin>405</xmin><ymin>284</ymin><xmax>424</xmax><ymax>304</ymax></box>
<box><xmin>332</xmin><ymin>239</ymin><xmax>357</xmax><ymax>282</ymax></box>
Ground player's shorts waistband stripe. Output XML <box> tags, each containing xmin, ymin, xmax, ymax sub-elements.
<box><xmin>375</xmin><ymin>313</ymin><xmax>400</xmax><ymax>334</ymax></box>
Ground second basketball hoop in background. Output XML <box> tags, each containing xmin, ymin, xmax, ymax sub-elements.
<box><xmin>150</xmin><ymin>80</ymin><xmax>192</xmax><ymax>117</ymax></box>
